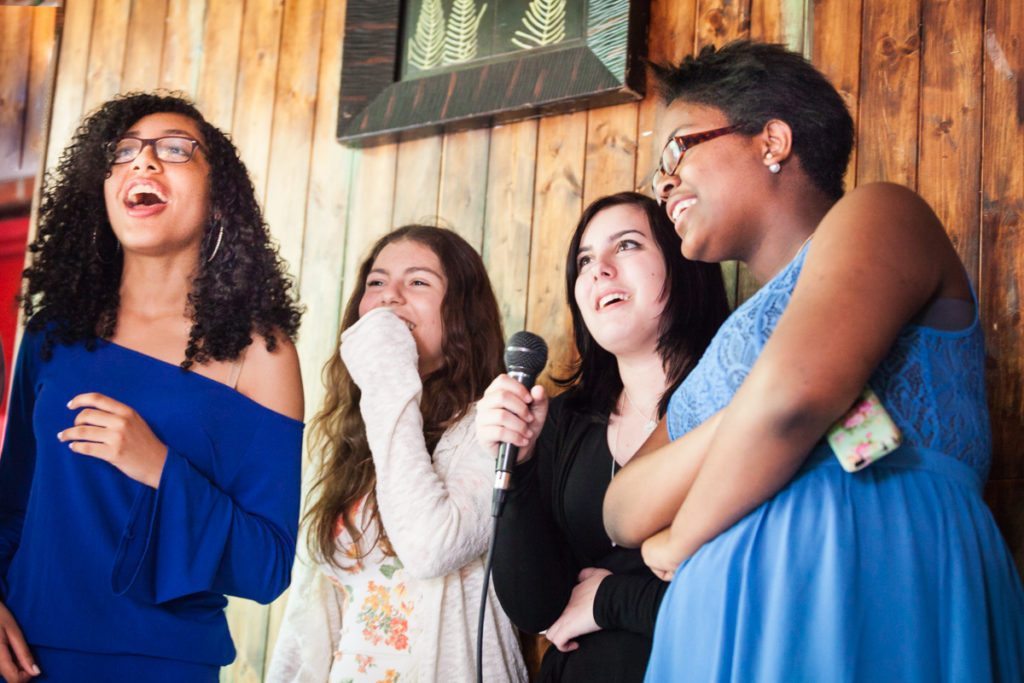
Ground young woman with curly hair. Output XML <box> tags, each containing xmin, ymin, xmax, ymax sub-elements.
<box><xmin>0</xmin><ymin>92</ymin><xmax>304</xmax><ymax>682</ymax></box>
<box><xmin>268</xmin><ymin>226</ymin><xmax>526</xmax><ymax>683</ymax></box>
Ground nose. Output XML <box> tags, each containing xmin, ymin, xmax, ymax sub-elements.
<box><xmin>131</xmin><ymin>143</ymin><xmax>162</xmax><ymax>172</ymax></box>
<box><xmin>653</xmin><ymin>170</ymin><xmax>678</xmax><ymax>204</ymax></box>
<box><xmin>592</xmin><ymin>254</ymin><xmax>616</xmax><ymax>280</ymax></box>
<box><xmin>378</xmin><ymin>282</ymin><xmax>404</xmax><ymax>307</ymax></box>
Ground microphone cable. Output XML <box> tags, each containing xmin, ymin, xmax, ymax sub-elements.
<box><xmin>477</xmin><ymin>515</ymin><xmax>499</xmax><ymax>683</ymax></box>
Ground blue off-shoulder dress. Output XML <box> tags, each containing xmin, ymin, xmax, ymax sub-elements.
<box><xmin>645</xmin><ymin>243</ymin><xmax>1024</xmax><ymax>682</ymax></box>
<box><xmin>0</xmin><ymin>328</ymin><xmax>303</xmax><ymax>682</ymax></box>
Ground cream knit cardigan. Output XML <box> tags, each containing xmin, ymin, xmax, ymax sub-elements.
<box><xmin>267</xmin><ymin>308</ymin><xmax>527</xmax><ymax>683</ymax></box>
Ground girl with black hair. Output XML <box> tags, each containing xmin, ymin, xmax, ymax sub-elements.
<box><xmin>477</xmin><ymin>192</ymin><xmax>729</xmax><ymax>682</ymax></box>
<box><xmin>605</xmin><ymin>40</ymin><xmax>1024</xmax><ymax>682</ymax></box>
<box><xmin>0</xmin><ymin>93</ymin><xmax>304</xmax><ymax>682</ymax></box>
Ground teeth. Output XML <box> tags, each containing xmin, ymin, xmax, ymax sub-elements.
<box><xmin>599</xmin><ymin>293</ymin><xmax>630</xmax><ymax>309</ymax></box>
<box><xmin>404</xmin><ymin>320</ymin><xmax>415</xmax><ymax>330</ymax></box>
<box><xmin>671</xmin><ymin>197</ymin><xmax>697</xmax><ymax>222</ymax></box>
<box><xmin>126</xmin><ymin>183</ymin><xmax>168</xmax><ymax>203</ymax></box>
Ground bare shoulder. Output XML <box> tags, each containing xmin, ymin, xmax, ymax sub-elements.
<box><xmin>820</xmin><ymin>182</ymin><xmax>946</xmax><ymax>247</ymax></box>
<box><xmin>237</xmin><ymin>330</ymin><xmax>305</xmax><ymax>421</ymax></box>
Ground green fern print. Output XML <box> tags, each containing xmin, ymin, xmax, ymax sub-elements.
<box><xmin>511</xmin><ymin>0</ymin><xmax>567</xmax><ymax>50</ymax></box>
<box><xmin>444</xmin><ymin>0</ymin><xmax>488</xmax><ymax>65</ymax></box>
<box><xmin>408</xmin><ymin>0</ymin><xmax>447</xmax><ymax>70</ymax></box>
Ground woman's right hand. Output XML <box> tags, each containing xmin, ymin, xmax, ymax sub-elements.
<box><xmin>475</xmin><ymin>374</ymin><xmax>548</xmax><ymax>464</ymax></box>
<box><xmin>0</xmin><ymin>601</ymin><xmax>38</xmax><ymax>682</ymax></box>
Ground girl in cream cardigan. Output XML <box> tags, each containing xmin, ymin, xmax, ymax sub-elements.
<box><xmin>268</xmin><ymin>226</ymin><xmax>526</xmax><ymax>683</ymax></box>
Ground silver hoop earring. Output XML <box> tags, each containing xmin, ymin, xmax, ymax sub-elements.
<box><xmin>769</xmin><ymin>162</ymin><xmax>782</xmax><ymax>174</ymax></box>
<box><xmin>207</xmin><ymin>222</ymin><xmax>224</xmax><ymax>263</ymax></box>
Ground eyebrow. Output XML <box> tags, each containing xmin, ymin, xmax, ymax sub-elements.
<box><xmin>576</xmin><ymin>229</ymin><xmax>646</xmax><ymax>254</ymax></box>
<box><xmin>123</xmin><ymin>128</ymin><xmax>199</xmax><ymax>138</ymax></box>
<box><xmin>368</xmin><ymin>266</ymin><xmax>444</xmax><ymax>279</ymax></box>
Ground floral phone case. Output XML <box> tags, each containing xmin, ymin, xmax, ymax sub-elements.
<box><xmin>826</xmin><ymin>388</ymin><xmax>903</xmax><ymax>473</ymax></box>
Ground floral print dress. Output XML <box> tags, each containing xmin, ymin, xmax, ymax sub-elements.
<box><xmin>327</xmin><ymin>497</ymin><xmax>417</xmax><ymax>683</ymax></box>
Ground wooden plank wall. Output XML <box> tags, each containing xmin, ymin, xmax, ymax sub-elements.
<box><xmin>7</xmin><ymin>0</ymin><xmax>1024</xmax><ymax>679</ymax></box>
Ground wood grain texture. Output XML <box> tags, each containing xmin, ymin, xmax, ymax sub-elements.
<box><xmin>391</xmin><ymin>135</ymin><xmax>442</xmax><ymax>228</ymax></box>
<box><xmin>340</xmin><ymin>143</ymin><xmax>398</xmax><ymax>302</ymax></box>
<box><xmin>121</xmin><ymin>0</ymin><xmax>169</xmax><ymax>93</ymax></box>
<box><xmin>23</xmin><ymin>7</ymin><xmax>58</xmax><ymax>177</ymax></box>
<box><xmin>264</xmin><ymin>0</ymin><xmax>326</xmax><ymax>278</ymax></box>
<box><xmin>918</xmin><ymin>0</ymin><xmax>983</xmax><ymax>288</ymax></box>
<box><xmin>980</xmin><ymin>0</ymin><xmax>1023</xmax><ymax>480</ymax></box>
<box><xmin>483</xmin><ymin>119</ymin><xmax>537</xmax><ymax>335</ymax></box>
<box><xmin>526</xmin><ymin>111</ymin><xmax>587</xmax><ymax>386</ymax></box>
<box><xmin>195</xmin><ymin>0</ymin><xmax>244</xmax><ymax>131</ymax></box>
<box><xmin>812</xmin><ymin>0</ymin><xmax>862</xmax><ymax>191</ymax></box>
<box><xmin>159</xmin><ymin>0</ymin><xmax>206</xmax><ymax>91</ymax></box>
<box><xmin>231</xmin><ymin>0</ymin><xmax>285</xmax><ymax>205</ymax></box>
<box><xmin>0</xmin><ymin>7</ymin><xmax>32</xmax><ymax>181</ymax></box>
<box><xmin>856</xmin><ymin>0</ymin><xmax>921</xmax><ymax>187</ymax></box>
<box><xmin>82</xmin><ymin>0</ymin><xmax>131</xmax><ymax>112</ymax></box>
<box><xmin>438</xmin><ymin>127</ymin><xmax>491</xmax><ymax>250</ymax></box>
<box><xmin>582</xmin><ymin>102</ymin><xmax>638</xmax><ymax>207</ymax></box>
<box><xmin>45</xmin><ymin>0</ymin><xmax>96</xmax><ymax>171</ymax></box>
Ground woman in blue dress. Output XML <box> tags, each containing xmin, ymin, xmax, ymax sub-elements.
<box><xmin>604</xmin><ymin>41</ymin><xmax>1024</xmax><ymax>681</ymax></box>
<box><xmin>0</xmin><ymin>93</ymin><xmax>304</xmax><ymax>682</ymax></box>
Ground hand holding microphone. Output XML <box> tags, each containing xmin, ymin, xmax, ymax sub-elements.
<box><xmin>475</xmin><ymin>331</ymin><xmax>548</xmax><ymax>517</ymax></box>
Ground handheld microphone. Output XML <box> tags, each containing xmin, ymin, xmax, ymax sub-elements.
<box><xmin>492</xmin><ymin>331</ymin><xmax>548</xmax><ymax>517</ymax></box>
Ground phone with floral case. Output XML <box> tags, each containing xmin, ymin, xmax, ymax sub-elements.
<box><xmin>826</xmin><ymin>388</ymin><xmax>902</xmax><ymax>473</ymax></box>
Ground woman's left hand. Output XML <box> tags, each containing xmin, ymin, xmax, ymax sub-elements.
<box><xmin>641</xmin><ymin>528</ymin><xmax>684</xmax><ymax>582</ymax></box>
<box><xmin>544</xmin><ymin>567</ymin><xmax>611</xmax><ymax>652</ymax></box>
<box><xmin>58</xmin><ymin>393</ymin><xmax>167</xmax><ymax>488</ymax></box>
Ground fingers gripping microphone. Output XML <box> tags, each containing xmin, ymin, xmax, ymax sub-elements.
<box><xmin>492</xmin><ymin>331</ymin><xmax>548</xmax><ymax>517</ymax></box>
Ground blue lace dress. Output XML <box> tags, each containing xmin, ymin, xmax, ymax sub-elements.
<box><xmin>646</xmin><ymin>243</ymin><xmax>1024</xmax><ymax>682</ymax></box>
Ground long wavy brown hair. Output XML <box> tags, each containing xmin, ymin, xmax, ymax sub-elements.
<box><xmin>305</xmin><ymin>225</ymin><xmax>505</xmax><ymax>566</ymax></box>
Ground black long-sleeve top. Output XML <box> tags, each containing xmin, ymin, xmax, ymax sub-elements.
<box><xmin>491</xmin><ymin>393</ymin><xmax>668</xmax><ymax>682</ymax></box>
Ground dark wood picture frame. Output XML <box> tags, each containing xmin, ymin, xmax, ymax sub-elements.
<box><xmin>337</xmin><ymin>0</ymin><xmax>649</xmax><ymax>146</ymax></box>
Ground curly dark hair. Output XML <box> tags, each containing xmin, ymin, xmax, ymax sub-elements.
<box><xmin>652</xmin><ymin>40</ymin><xmax>854</xmax><ymax>201</ymax></box>
<box><xmin>305</xmin><ymin>225</ymin><xmax>505</xmax><ymax>567</ymax></box>
<box><xmin>21</xmin><ymin>91</ymin><xmax>302</xmax><ymax>367</ymax></box>
<box><xmin>559</xmin><ymin>192</ymin><xmax>730</xmax><ymax>418</ymax></box>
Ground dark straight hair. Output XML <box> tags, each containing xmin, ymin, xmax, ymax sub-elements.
<box><xmin>558</xmin><ymin>191</ymin><xmax>730</xmax><ymax>418</ymax></box>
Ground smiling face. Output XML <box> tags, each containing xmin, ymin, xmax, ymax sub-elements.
<box><xmin>573</xmin><ymin>203</ymin><xmax>668</xmax><ymax>358</ymax></box>
<box><xmin>357</xmin><ymin>239</ymin><xmax>448</xmax><ymax>376</ymax></box>
<box><xmin>655</xmin><ymin>100</ymin><xmax>767</xmax><ymax>263</ymax></box>
<box><xmin>103</xmin><ymin>112</ymin><xmax>210</xmax><ymax>259</ymax></box>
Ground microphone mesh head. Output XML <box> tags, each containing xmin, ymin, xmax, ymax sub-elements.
<box><xmin>504</xmin><ymin>331</ymin><xmax>548</xmax><ymax>376</ymax></box>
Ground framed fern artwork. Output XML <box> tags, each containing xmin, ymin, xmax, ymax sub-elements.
<box><xmin>337</xmin><ymin>0</ymin><xmax>649</xmax><ymax>146</ymax></box>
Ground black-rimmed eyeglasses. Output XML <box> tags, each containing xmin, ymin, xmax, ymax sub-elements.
<box><xmin>108</xmin><ymin>136</ymin><xmax>205</xmax><ymax>165</ymax></box>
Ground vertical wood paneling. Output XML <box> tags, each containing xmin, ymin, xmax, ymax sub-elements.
<box><xmin>24</xmin><ymin>0</ymin><xmax>1024</xmax><ymax>672</ymax></box>
<box><xmin>918</xmin><ymin>0</ymin><xmax>983</xmax><ymax>288</ymax></box>
<box><xmin>45</xmin><ymin>0</ymin><xmax>96</xmax><ymax>171</ymax></box>
<box><xmin>438</xmin><ymin>128</ymin><xmax>491</xmax><ymax>250</ymax></box>
<box><xmin>812</xmin><ymin>0</ymin><xmax>863</xmax><ymax>190</ymax></box>
<box><xmin>526</xmin><ymin>111</ymin><xmax>587</xmax><ymax>382</ymax></box>
<box><xmin>264</xmin><ymin>0</ymin><xmax>326</xmax><ymax>277</ymax></box>
<box><xmin>980</xmin><ymin>0</ymin><xmax>1023</xmax><ymax>481</ymax></box>
<box><xmin>23</xmin><ymin>7</ymin><xmax>58</xmax><ymax>177</ymax></box>
<box><xmin>856</xmin><ymin>0</ymin><xmax>921</xmax><ymax>187</ymax></box>
<box><xmin>582</xmin><ymin>103</ymin><xmax>638</xmax><ymax>207</ymax></box>
<box><xmin>121</xmin><ymin>0</ymin><xmax>169</xmax><ymax>93</ymax></box>
<box><xmin>231</xmin><ymin>0</ymin><xmax>285</xmax><ymax>205</ymax></box>
<box><xmin>195</xmin><ymin>0</ymin><xmax>244</xmax><ymax>131</ymax></box>
<box><xmin>635</xmin><ymin>0</ymin><xmax>698</xmax><ymax>192</ymax></box>
<box><xmin>159</xmin><ymin>0</ymin><xmax>205</xmax><ymax>91</ymax></box>
<box><xmin>0</xmin><ymin>7</ymin><xmax>32</xmax><ymax>180</ymax></box>
<box><xmin>391</xmin><ymin>136</ymin><xmax>442</xmax><ymax>228</ymax></box>
<box><xmin>483</xmin><ymin>120</ymin><xmax>536</xmax><ymax>335</ymax></box>
<box><xmin>341</xmin><ymin>144</ymin><xmax>398</xmax><ymax>299</ymax></box>
<box><xmin>83</xmin><ymin>0</ymin><xmax>132</xmax><ymax>112</ymax></box>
